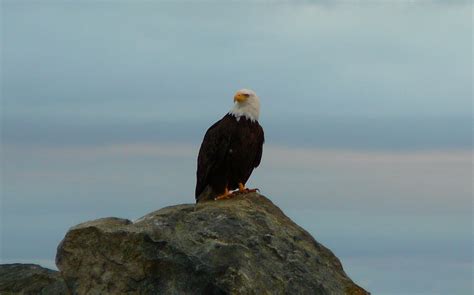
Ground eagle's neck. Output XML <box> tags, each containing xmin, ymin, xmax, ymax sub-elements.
<box><xmin>228</xmin><ymin>99</ymin><xmax>260</xmax><ymax>122</ymax></box>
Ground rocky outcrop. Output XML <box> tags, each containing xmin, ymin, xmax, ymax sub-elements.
<box><xmin>56</xmin><ymin>193</ymin><xmax>369</xmax><ymax>294</ymax></box>
<box><xmin>0</xmin><ymin>263</ymin><xmax>68</xmax><ymax>295</ymax></box>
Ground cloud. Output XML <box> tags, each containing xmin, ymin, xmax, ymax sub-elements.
<box><xmin>3</xmin><ymin>115</ymin><xmax>471</xmax><ymax>151</ymax></box>
<box><xmin>3</xmin><ymin>142</ymin><xmax>471</xmax><ymax>214</ymax></box>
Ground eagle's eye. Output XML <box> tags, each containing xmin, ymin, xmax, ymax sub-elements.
<box><xmin>243</xmin><ymin>93</ymin><xmax>250</xmax><ymax>98</ymax></box>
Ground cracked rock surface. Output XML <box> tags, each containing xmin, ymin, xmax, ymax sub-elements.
<box><xmin>56</xmin><ymin>193</ymin><xmax>369</xmax><ymax>294</ymax></box>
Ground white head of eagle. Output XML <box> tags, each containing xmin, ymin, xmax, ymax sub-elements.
<box><xmin>195</xmin><ymin>89</ymin><xmax>265</xmax><ymax>203</ymax></box>
<box><xmin>229</xmin><ymin>89</ymin><xmax>260</xmax><ymax>122</ymax></box>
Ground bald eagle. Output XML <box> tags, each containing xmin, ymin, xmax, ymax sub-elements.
<box><xmin>195</xmin><ymin>89</ymin><xmax>265</xmax><ymax>203</ymax></box>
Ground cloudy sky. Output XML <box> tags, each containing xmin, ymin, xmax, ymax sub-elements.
<box><xmin>1</xmin><ymin>1</ymin><xmax>472</xmax><ymax>294</ymax></box>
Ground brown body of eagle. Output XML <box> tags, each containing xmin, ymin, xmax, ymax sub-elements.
<box><xmin>195</xmin><ymin>113</ymin><xmax>264</xmax><ymax>203</ymax></box>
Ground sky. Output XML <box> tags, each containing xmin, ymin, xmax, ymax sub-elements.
<box><xmin>1</xmin><ymin>1</ymin><xmax>472</xmax><ymax>294</ymax></box>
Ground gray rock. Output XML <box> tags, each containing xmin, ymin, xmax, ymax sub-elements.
<box><xmin>0</xmin><ymin>263</ymin><xmax>68</xmax><ymax>295</ymax></box>
<box><xmin>56</xmin><ymin>193</ymin><xmax>369</xmax><ymax>294</ymax></box>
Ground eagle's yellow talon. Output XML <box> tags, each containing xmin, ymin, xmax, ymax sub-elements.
<box><xmin>215</xmin><ymin>188</ymin><xmax>233</xmax><ymax>200</ymax></box>
<box><xmin>236</xmin><ymin>183</ymin><xmax>259</xmax><ymax>194</ymax></box>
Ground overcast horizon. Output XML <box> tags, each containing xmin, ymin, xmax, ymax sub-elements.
<box><xmin>1</xmin><ymin>1</ymin><xmax>472</xmax><ymax>294</ymax></box>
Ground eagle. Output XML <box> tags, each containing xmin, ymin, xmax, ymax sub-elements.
<box><xmin>195</xmin><ymin>89</ymin><xmax>265</xmax><ymax>203</ymax></box>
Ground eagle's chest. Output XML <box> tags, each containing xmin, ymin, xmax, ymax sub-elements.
<box><xmin>227</xmin><ymin>119</ymin><xmax>258</xmax><ymax>154</ymax></box>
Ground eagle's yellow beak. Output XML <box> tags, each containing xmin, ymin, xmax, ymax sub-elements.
<box><xmin>234</xmin><ymin>93</ymin><xmax>249</xmax><ymax>103</ymax></box>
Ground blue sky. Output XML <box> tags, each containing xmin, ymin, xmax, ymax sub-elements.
<box><xmin>1</xmin><ymin>1</ymin><xmax>472</xmax><ymax>294</ymax></box>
